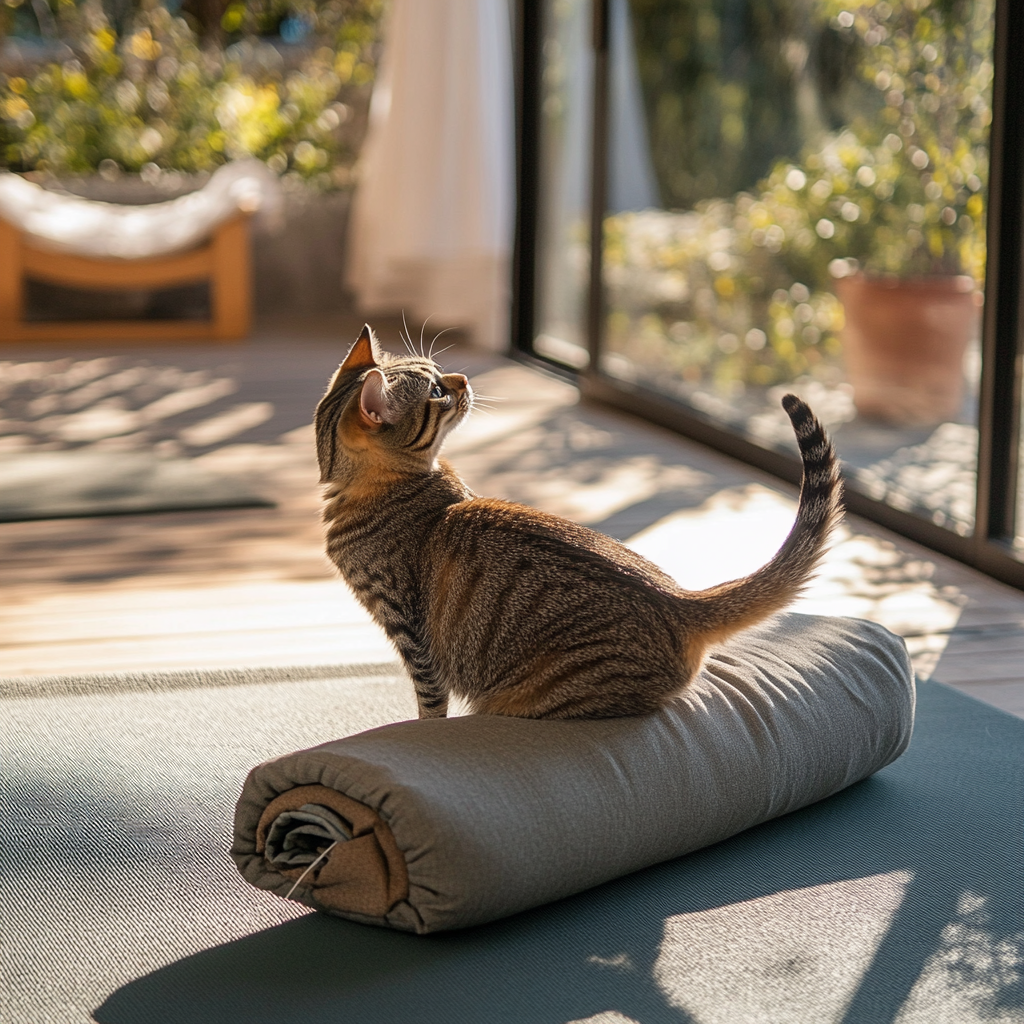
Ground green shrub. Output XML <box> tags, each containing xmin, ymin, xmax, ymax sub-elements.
<box><xmin>761</xmin><ymin>0</ymin><xmax>992</xmax><ymax>287</ymax></box>
<box><xmin>0</xmin><ymin>0</ymin><xmax>384</xmax><ymax>188</ymax></box>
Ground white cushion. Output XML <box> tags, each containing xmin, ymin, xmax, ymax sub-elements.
<box><xmin>0</xmin><ymin>160</ymin><xmax>281</xmax><ymax>259</ymax></box>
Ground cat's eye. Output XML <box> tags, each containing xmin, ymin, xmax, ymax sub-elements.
<box><xmin>430</xmin><ymin>384</ymin><xmax>445</xmax><ymax>400</ymax></box>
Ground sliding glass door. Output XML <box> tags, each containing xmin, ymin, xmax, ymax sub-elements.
<box><xmin>515</xmin><ymin>0</ymin><xmax>1024</xmax><ymax>589</ymax></box>
<box><xmin>531</xmin><ymin>0</ymin><xmax>594</xmax><ymax>371</ymax></box>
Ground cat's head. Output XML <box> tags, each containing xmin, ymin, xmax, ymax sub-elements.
<box><xmin>315</xmin><ymin>324</ymin><xmax>472</xmax><ymax>483</ymax></box>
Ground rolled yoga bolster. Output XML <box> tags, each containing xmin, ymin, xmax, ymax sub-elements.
<box><xmin>231</xmin><ymin>613</ymin><xmax>915</xmax><ymax>934</ymax></box>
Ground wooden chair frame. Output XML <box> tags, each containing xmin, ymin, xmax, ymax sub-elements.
<box><xmin>0</xmin><ymin>214</ymin><xmax>251</xmax><ymax>343</ymax></box>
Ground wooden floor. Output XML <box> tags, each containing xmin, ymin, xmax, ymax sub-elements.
<box><xmin>3</xmin><ymin>316</ymin><xmax>1024</xmax><ymax>719</ymax></box>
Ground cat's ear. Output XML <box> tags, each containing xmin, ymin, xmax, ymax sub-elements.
<box><xmin>340</xmin><ymin>324</ymin><xmax>380</xmax><ymax>374</ymax></box>
<box><xmin>359</xmin><ymin>369</ymin><xmax>397</xmax><ymax>427</ymax></box>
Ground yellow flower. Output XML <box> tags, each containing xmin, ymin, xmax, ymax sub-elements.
<box><xmin>4</xmin><ymin>96</ymin><xmax>29</xmax><ymax>118</ymax></box>
<box><xmin>129</xmin><ymin>30</ymin><xmax>162</xmax><ymax>62</ymax></box>
<box><xmin>94</xmin><ymin>29</ymin><xmax>116</xmax><ymax>53</ymax></box>
<box><xmin>64</xmin><ymin>72</ymin><xmax>90</xmax><ymax>99</ymax></box>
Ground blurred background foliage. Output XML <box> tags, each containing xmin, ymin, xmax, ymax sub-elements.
<box><xmin>605</xmin><ymin>0</ymin><xmax>993</xmax><ymax>392</ymax></box>
<box><xmin>0</xmin><ymin>0</ymin><xmax>995</xmax><ymax>393</ymax></box>
<box><xmin>0</xmin><ymin>0</ymin><xmax>385</xmax><ymax>186</ymax></box>
<box><xmin>763</xmin><ymin>0</ymin><xmax>992</xmax><ymax>283</ymax></box>
<box><xmin>629</xmin><ymin>0</ymin><xmax>869</xmax><ymax>210</ymax></box>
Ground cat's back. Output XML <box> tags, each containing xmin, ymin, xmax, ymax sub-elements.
<box><xmin>431</xmin><ymin>495</ymin><xmax>682</xmax><ymax>595</ymax></box>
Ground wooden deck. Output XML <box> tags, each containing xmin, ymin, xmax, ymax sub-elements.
<box><xmin>2</xmin><ymin>316</ymin><xmax>1023</xmax><ymax>718</ymax></box>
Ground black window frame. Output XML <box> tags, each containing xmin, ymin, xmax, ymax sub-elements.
<box><xmin>512</xmin><ymin>0</ymin><xmax>1024</xmax><ymax>592</ymax></box>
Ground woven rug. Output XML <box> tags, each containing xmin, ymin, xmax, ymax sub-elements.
<box><xmin>0</xmin><ymin>451</ymin><xmax>272</xmax><ymax>521</ymax></box>
<box><xmin>1</xmin><ymin>665</ymin><xmax>1021</xmax><ymax>1024</ymax></box>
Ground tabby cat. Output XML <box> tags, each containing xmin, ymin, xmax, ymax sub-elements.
<box><xmin>316</xmin><ymin>325</ymin><xmax>843</xmax><ymax>720</ymax></box>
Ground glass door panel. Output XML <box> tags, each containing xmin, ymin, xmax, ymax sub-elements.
<box><xmin>1016</xmin><ymin>392</ymin><xmax>1024</xmax><ymax>558</ymax></box>
<box><xmin>601</xmin><ymin>0</ymin><xmax>994</xmax><ymax>537</ymax></box>
<box><xmin>533</xmin><ymin>0</ymin><xmax>595</xmax><ymax>370</ymax></box>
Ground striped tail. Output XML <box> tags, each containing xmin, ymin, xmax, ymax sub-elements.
<box><xmin>684</xmin><ymin>394</ymin><xmax>843</xmax><ymax>642</ymax></box>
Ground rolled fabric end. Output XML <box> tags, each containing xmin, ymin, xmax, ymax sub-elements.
<box><xmin>231</xmin><ymin>613</ymin><xmax>915</xmax><ymax>933</ymax></box>
<box><xmin>254</xmin><ymin>784</ymin><xmax>408</xmax><ymax>918</ymax></box>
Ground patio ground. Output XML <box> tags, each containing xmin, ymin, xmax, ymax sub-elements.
<box><xmin>2</xmin><ymin>315</ymin><xmax>1023</xmax><ymax>719</ymax></box>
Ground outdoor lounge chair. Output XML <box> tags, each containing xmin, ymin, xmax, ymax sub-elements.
<box><xmin>0</xmin><ymin>160</ymin><xmax>279</xmax><ymax>343</ymax></box>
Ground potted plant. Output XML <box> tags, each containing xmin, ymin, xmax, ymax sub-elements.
<box><xmin>751</xmin><ymin>0</ymin><xmax>993</xmax><ymax>426</ymax></box>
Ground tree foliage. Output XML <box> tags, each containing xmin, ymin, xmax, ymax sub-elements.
<box><xmin>628</xmin><ymin>0</ymin><xmax>871</xmax><ymax>209</ymax></box>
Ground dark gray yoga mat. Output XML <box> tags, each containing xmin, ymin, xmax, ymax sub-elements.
<box><xmin>1</xmin><ymin>667</ymin><xmax>1021</xmax><ymax>1024</ymax></box>
<box><xmin>0</xmin><ymin>450</ymin><xmax>272</xmax><ymax>521</ymax></box>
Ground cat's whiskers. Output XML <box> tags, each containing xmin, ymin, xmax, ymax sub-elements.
<box><xmin>468</xmin><ymin>393</ymin><xmax>506</xmax><ymax>409</ymax></box>
<box><xmin>399</xmin><ymin>312</ymin><xmax>417</xmax><ymax>357</ymax></box>
<box><xmin>419</xmin><ymin>315</ymin><xmax>434</xmax><ymax>358</ymax></box>
<box><xmin>428</xmin><ymin>328</ymin><xmax>454</xmax><ymax>361</ymax></box>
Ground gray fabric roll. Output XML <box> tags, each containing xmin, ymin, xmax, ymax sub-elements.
<box><xmin>232</xmin><ymin>612</ymin><xmax>915</xmax><ymax>933</ymax></box>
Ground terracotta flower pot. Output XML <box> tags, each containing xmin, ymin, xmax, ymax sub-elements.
<box><xmin>834</xmin><ymin>273</ymin><xmax>981</xmax><ymax>427</ymax></box>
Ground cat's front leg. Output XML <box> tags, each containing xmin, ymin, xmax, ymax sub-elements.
<box><xmin>406</xmin><ymin>659</ymin><xmax>448</xmax><ymax>719</ymax></box>
<box><xmin>388</xmin><ymin>630</ymin><xmax>448</xmax><ymax>719</ymax></box>
<box><xmin>413</xmin><ymin>683</ymin><xmax>449</xmax><ymax>720</ymax></box>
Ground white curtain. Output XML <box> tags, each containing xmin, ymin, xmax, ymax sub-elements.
<box><xmin>608</xmin><ymin>0</ymin><xmax>659</xmax><ymax>213</ymax></box>
<box><xmin>346</xmin><ymin>0</ymin><xmax>514</xmax><ymax>352</ymax></box>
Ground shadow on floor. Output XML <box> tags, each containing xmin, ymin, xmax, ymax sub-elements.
<box><xmin>455</xmin><ymin>402</ymin><xmax>761</xmax><ymax>541</ymax></box>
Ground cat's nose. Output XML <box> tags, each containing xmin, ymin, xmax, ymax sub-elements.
<box><xmin>446</xmin><ymin>374</ymin><xmax>469</xmax><ymax>389</ymax></box>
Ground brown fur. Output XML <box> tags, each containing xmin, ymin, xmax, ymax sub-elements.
<box><xmin>316</xmin><ymin>325</ymin><xmax>844</xmax><ymax>720</ymax></box>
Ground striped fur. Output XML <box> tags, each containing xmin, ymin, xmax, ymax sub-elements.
<box><xmin>318</xmin><ymin>326</ymin><xmax>843</xmax><ymax>720</ymax></box>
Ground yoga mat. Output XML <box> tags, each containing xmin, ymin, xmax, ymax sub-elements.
<box><xmin>1</xmin><ymin>664</ymin><xmax>1021</xmax><ymax>1024</ymax></box>
<box><xmin>0</xmin><ymin>450</ymin><xmax>272</xmax><ymax>521</ymax></box>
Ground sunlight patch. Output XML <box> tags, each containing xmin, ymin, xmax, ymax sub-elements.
<box><xmin>654</xmin><ymin>871</ymin><xmax>912</xmax><ymax>1024</ymax></box>
<box><xmin>626</xmin><ymin>483</ymin><xmax>964</xmax><ymax>678</ymax></box>
<box><xmin>894</xmin><ymin>891</ymin><xmax>1024</xmax><ymax>1024</ymax></box>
